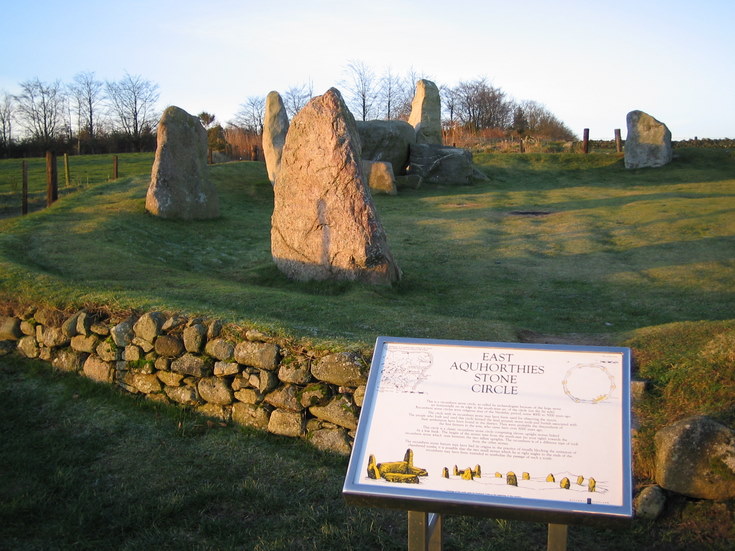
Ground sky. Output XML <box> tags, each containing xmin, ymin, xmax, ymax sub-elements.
<box><xmin>1</xmin><ymin>0</ymin><xmax>733</xmax><ymax>140</ymax></box>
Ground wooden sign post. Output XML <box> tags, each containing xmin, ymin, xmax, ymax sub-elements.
<box><xmin>344</xmin><ymin>337</ymin><xmax>632</xmax><ymax>550</ymax></box>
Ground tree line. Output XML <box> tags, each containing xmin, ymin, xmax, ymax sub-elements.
<box><xmin>1</xmin><ymin>62</ymin><xmax>576</xmax><ymax>159</ymax></box>
<box><xmin>0</xmin><ymin>72</ymin><xmax>159</xmax><ymax>158</ymax></box>
<box><xmin>230</xmin><ymin>61</ymin><xmax>576</xmax><ymax>145</ymax></box>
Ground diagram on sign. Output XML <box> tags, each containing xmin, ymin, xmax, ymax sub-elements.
<box><xmin>364</xmin><ymin>448</ymin><xmax>608</xmax><ymax>500</ymax></box>
<box><xmin>562</xmin><ymin>363</ymin><xmax>617</xmax><ymax>404</ymax></box>
<box><xmin>378</xmin><ymin>346</ymin><xmax>433</xmax><ymax>393</ymax></box>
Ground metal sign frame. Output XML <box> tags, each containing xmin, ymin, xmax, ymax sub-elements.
<box><xmin>343</xmin><ymin>336</ymin><xmax>633</xmax><ymax>527</ymax></box>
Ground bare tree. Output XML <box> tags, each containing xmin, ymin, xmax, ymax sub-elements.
<box><xmin>106</xmin><ymin>73</ymin><xmax>160</xmax><ymax>151</ymax></box>
<box><xmin>378</xmin><ymin>66</ymin><xmax>403</xmax><ymax>120</ymax></box>
<box><xmin>518</xmin><ymin>100</ymin><xmax>576</xmax><ymax>140</ymax></box>
<box><xmin>0</xmin><ymin>91</ymin><xmax>14</xmax><ymax>151</ymax></box>
<box><xmin>282</xmin><ymin>83</ymin><xmax>312</xmax><ymax>119</ymax></box>
<box><xmin>452</xmin><ymin>78</ymin><xmax>513</xmax><ymax>131</ymax></box>
<box><xmin>341</xmin><ymin>60</ymin><xmax>378</xmax><ymax>121</ymax></box>
<box><xmin>14</xmin><ymin>78</ymin><xmax>65</xmax><ymax>147</ymax></box>
<box><xmin>69</xmin><ymin>71</ymin><xmax>104</xmax><ymax>143</ymax></box>
<box><xmin>231</xmin><ymin>96</ymin><xmax>265</xmax><ymax>135</ymax></box>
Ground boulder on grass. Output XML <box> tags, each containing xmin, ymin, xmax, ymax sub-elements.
<box><xmin>655</xmin><ymin>415</ymin><xmax>735</xmax><ymax>500</ymax></box>
<box><xmin>624</xmin><ymin>110</ymin><xmax>672</xmax><ymax>169</ymax></box>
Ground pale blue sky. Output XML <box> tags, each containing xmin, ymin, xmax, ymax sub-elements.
<box><xmin>1</xmin><ymin>0</ymin><xmax>733</xmax><ymax>139</ymax></box>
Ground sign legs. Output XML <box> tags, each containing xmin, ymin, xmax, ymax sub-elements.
<box><xmin>547</xmin><ymin>523</ymin><xmax>568</xmax><ymax>551</ymax></box>
<box><xmin>408</xmin><ymin>511</ymin><xmax>443</xmax><ymax>551</ymax></box>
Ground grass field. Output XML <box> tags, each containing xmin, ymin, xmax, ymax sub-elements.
<box><xmin>2</xmin><ymin>354</ymin><xmax>731</xmax><ymax>550</ymax></box>
<box><xmin>0</xmin><ymin>149</ymin><xmax>733</xmax><ymax>549</ymax></box>
<box><xmin>0</xmin><ymin>149</ymin><xmax>733</xmax><ymax>347</ymax></box>
<box><xmin>0</xmin><ymin>153</ymin><xmax>153</xmax><ymax>218</ymax></box>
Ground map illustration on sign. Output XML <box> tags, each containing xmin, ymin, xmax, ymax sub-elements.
<box><xmin>378</xmin><ymin>345</ymin><xmax>433</xmax><ymax>393</ymax></box>
<box><xmin>343</xmin><ymin>337</ymin><xmax>633</xmax><ymax>522</ymax></box>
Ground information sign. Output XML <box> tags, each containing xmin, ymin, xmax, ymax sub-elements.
<box><xmin>343</xmin><ymin>337</ymin><xmax>632</xmax><ymax>525</ymax></box>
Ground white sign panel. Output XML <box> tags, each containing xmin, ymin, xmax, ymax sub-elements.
<box><xmin>343</xmin><ymin>337</ymin><xmax>632</xmax><ymax>522</ymax></box>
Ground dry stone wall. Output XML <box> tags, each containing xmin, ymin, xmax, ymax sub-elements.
<box><xmin>1</xmin><ymin>306</ymin><xmax>367</xmax><ymax>456</ymax></box>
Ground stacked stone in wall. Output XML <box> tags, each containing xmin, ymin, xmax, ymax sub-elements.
<box><xmin>1</xmin><ymin>306</ymin><xmax>368</xmax><ymax>456</ymax></box>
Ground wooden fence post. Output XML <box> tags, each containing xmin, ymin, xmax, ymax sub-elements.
<box><xmin>614</xmin><ymin>129</ymin><xmax>622</xmax><ymax>153</ymax></box>
<box><xmin>46</xmin><ymin>151</ymin><xmax>58</xmax><ymax>206</ymax></box>
<box><xmin>113</xmin><ymin>155</ymin><xmax>119</xmax><ymax>180</ymax></box>
<box><xmin>582</xmin><ymin>129</ymin><xmax>590</xmax><ymax>154</ymax></box>
<box><xmin>21</xmin><ymin>160</ymin><xmax>28</xmax><ymax>215</ymax></box>
<box><xmin>250</xmin><ymin>145</ymin><xmax>259</xmax><ymax>161</ymax></box>
<box><xmin>64</xmin><ymin>153</ymin><xmax>71</xmax><ymax>187</ymax></box>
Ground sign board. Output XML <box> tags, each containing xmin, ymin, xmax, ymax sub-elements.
<box><xmin>343</xmin><ymin>337</ymin><xmax>632</xmax><ymax>525</ymax></box>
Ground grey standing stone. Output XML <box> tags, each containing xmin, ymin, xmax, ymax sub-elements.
<box><xmin>408</xmin><ymin>79</ymin><xmax>442</xmax><ymax>145</ymax></box>
<box><xmin>624</xmin><ymin>110</ymin><xmax>673</xmax><ymax>169</ymax></box>
<box><xmin>271</xmin><ymin>88</ymin><xmax>401</xmax><ymax>285</ymax></box>
<box><xmin>263</xmin><ymin>91</ymin><xmax>289</xmax><ymax>185</ymax></box>
<box><xmin>146</xmin><ymin>105</ymin><xmax>219</xmax><ymax>219</ymax></box>
<box><xmin>655</xmin><ymin>415</ymin><xmax>735</xmax><ymax>500</ymax></box>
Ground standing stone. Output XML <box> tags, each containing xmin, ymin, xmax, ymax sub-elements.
<box><xmin>146</xmin><ymin>106</ymin><xmax>220</xmax><ymax>219</ymax></box>
<box><xmin>262</xmin><ymin>91</ymin><xmax>289</xmax><ymax>185</ymax></box>
<box><xmin>271</xmin><ymin>88</ymin><xmax>401</xmax><ymax>285</ymax></box>
<box><xmin>624</xmin><ymin>110</ymin><xmax>673</xmax><ymax>169</ymax></box>
<box><xmin>408</xmin><ymin>80</ymin><xmax>442</xmax><ymax>145</ymax></box>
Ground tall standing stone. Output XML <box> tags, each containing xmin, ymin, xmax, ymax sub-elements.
<box><xmin>146</xmin><ymin>106</ymin><xmax>220</xmax><ymax>219</ymax></box>
<box><xmin>624</xmin><ymin>110</ymin><xmax>673</xmax><ymax>169</ymax></box>
<box><xmin>263</xmin><ymin>91</ymin><xmax>289</xmax><ymax>185</ymax></box>
<box><xmin>408</xmin><ymin>79</ymin><xmax>442</xmax><ymax>145</ymax></box>
<box><xmin>271</xmin><ymin>88</ymin><xmax>401</xmax><ymax>285</ymax></box>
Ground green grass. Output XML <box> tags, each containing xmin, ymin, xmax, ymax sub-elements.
<box><xmin>2</xmin><ymin>355</ymin><xmax>731</xmax><ymax>550</ymax></box>
<box><xmin>0</xmin><ymin>148</ymin><xmax>734</xmax><ymax>548</ymax></box>
<box><xmin>0</xmin><ymin>149</ymin><xmax>733</xmax><ymax>349</ymax></box>
<box><xmin>0</xmin><ymin>153</ymin><xmax>154</xmax><ymax>218</ymax></box>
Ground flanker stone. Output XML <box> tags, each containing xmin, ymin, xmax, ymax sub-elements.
<box><xmin>408</xmin><ymin>79</ymin><xmax>442</xmax><ymax>145</ymax></box>
<box><xmin>362</xmin><ymin>161</ymin><xmax>397</xmax><ymax>195</ymax></box>
<box><xmin>624</xmin><ymin>110</ymin><xmax>672</xmax><ymax>169</ymax></box>
<box><xmin>263</xmin><ymin>91</ymin><xmax>289</xmax><ymax>185</ymax></box>
<box><xmin>146</xmin><ymin>105</ymin><xmax>220</xmax><ymax>219</ymax></box>
<box><xmin>271</xmin><ymin>88</ymin><xmax>401</xmax><ymax>285</ymax></box>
